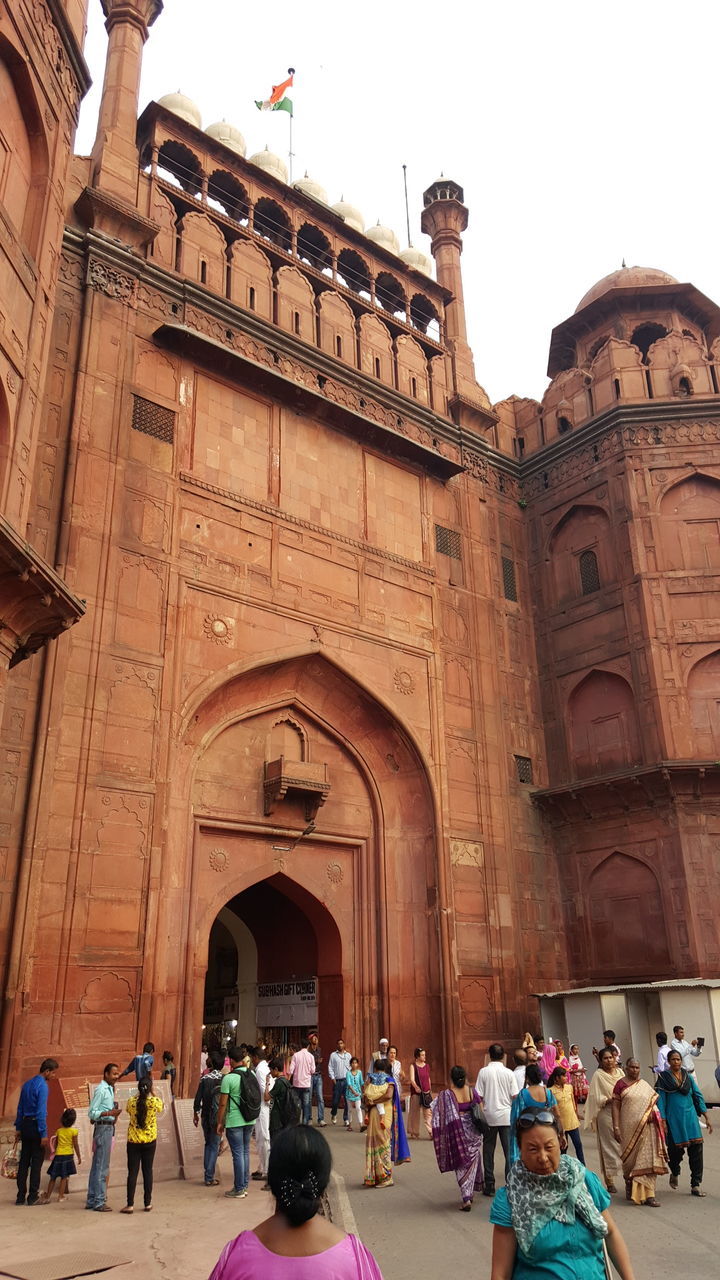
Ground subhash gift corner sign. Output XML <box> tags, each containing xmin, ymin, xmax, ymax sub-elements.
<box><xmin>256</xmin><ymin>977</ymin><xmax>318</xmax><ymax>1026</ymax></box>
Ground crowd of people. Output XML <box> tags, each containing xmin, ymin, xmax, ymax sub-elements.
<box><xmin>9</xmin><ymin>1020</ymin><xmax>715</xmax><ymax>1279</ymax></box>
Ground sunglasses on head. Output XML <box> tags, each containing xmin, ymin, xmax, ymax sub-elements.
<box><xmin>517</xmin><ymin>1110</ymin><xmax>556</xmax><ymax>1129</ymax></box>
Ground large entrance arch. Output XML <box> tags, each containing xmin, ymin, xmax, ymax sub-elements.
<box><xmin>152</xmin><ymin>651</ymin><xmax>446</xmax><ymax>1094</ymax></box>
<box><xmin>204</xmin><ymin>874</ymin><xmax>343</xmax><ymax>1055</ymax></box>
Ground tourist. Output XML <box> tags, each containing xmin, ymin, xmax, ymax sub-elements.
<box><xmin>120</xmin><ymin>1075</ymin><xmax>163</xmax><ymax>1213</ymax></box>
<box><xmin>86</xmin><ymin>1062</ymin><xmax>121</xmax><ymax>1211</ymax></box>
<box><xmin>363</xmin><ymin>1057</ymin><xmax>395</xmax><ymax>1187</ymax></box>
<box><xmin>431</xmin><ymin>1065</ymin><xmax>484</xmax><ymax>1211</ymax></box>
<box><xmin>512</xmin><ymin>1049</ymin><xmax>528</xmax><ymax>1090</ymax></box>
<box><xmin>40</xmin><ymin>1107</ymin><xmax>81</xmax><ymax>1203</ymax></box>
<box><xmin>525</xmin><ymin>1044</ymin><xmax>539</xmax><ymax>1065</ymax></box>
<box><xmin>670</xmin><ymin>1024</ymin><xmax>703</xmax><ymax>1073</ymax></box>
<box><xmin>193</xmin><ymin>1048</ymin><xmax>225</xmax><ymax>1186</ymax></box>
<box><xmin>547</xmin><ymin>1066</ymin><xmax>584</xmax><ymax>1164</ymax></box>
<box><xmin>14</xmin><ymin>1057</ymin><xmax>58</xmax><ymax>1206</ymax></box>
<box><xmin>654</xmin><ymin>1032</ymin><xmax>670</xmax><ymax>1074</ymax></box>
<box><xmin>251</xmin><ymin>1046</ymin><xmax>272</xmax><ymax>1183</ymax></box>
<box><xmin>509</xmin><ymin>1063</ymin><xmax>561</xmax><ymax>1163</ymax></box>
<box><xmin>655</xmin><ymin>1047</ymin><xmax>713</xmax><ymax>1196</ymax></box>
<box><xmin>476</xmin><ymin>1043</ymin><xmax>519</xmax><ymax>1194</ymax></box>
<box><xmin>345</xmin><ymin>1057</ymin><xmax>364</xmax><ymax>1131</ymax></box>
<box><xmin>387</xmin><ymin>1044</ymin><xmax>403</xmax><ymax>1091</ymax></box>
<box><xmin>521</xmin><ymin>1033</ymin><xmax>536</xmax><ymax>1051</ymax></box>
<box><xmin>489</xmin><ymin>1110</ymin><xmax>636</xmax><ymax>1280</ymax></box>
<box><xmin>307</xmin><ymin>1033</ymin><xmax>327</xmax><ymax>1127</ymax></box>
<box><xmin>610</xmin><ymin>1057</ymin><xmax>667</xmax><ymax>1206</ymax></box>
<box><xmin>536</xmin><ymin>1036</ymin><xmax>557</xmax><ymax>1083</ymax></box>
<box><xmin>328</xmin><ymin>1038</ymin><xmax>351</xmax><ymax>1127</ymax></box>
<box><xmin>366</xmin><ymin>1036</ymin><xmax>389</xmax><ymax>1076</ymax></box>
<box><xmin>384</xmin><ymin>1057</ymin><xmax>410</xmax><ymax>1167</ymax></box>
<box><xmin>267</xmin><ymin>1055</ymin><xmax>300</xmax><ymax>1146</ymax></box>
<box><xmin>161</xmin><ymin>1050</ymin><xmax>176</xmax><ymax>1094</ymax></box>
<box><xmin>200</xmin><ymin>1042</ymin><xmax>209</xmax><ymax>1074</ymax></box>
<box><xmin>568</xmin><ymin>1045</ymin><xmax>589</xmax><ymax>1104</ymax></box>
<box><xmin>289</xmin><ymin>1039</ymin><xmax>315</xmax><ymax>1125</ymax></box>
<box><xmin>592</xmin><ymin>1030</ymin><xmax>621</xmax><ymax>1066</ymax></box>
<box><xmin>552</xmin><ymin>1039</ymin><xmax>569</xmax><ymax>1070</ymax></box>
<box><xmin>208</xmin><ymin>1126</ymin><xmax>383</xmax><ymax>1278</ymax></box>
<box><xmin>119</xmin><ymin>1041</ymin><xmax>154</xmax><ymax>1081</ymax></box>
<box><xmin>584</xmin><ymin>1047</ymin><xmax>624</xmax><ymax>1192</ymax></box>
<box><xmin>216</xmin><ymin>1044</ymin><xmax>258</xmax><ymax>1199</ymax></box>
<box><xmin>408</xmin><ymin>1047</ymin><xmax>433</xmax><ymax>1139</ymax></box>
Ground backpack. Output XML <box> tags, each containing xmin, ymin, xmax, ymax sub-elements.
<box><xmin>275</xmin><ymin>1078</ymin><xmax>301</xmax><ymax>1128</ymax></box>
<box><xmin>201</xmin><ymin>1075</ymin><xmax>222</xmax><ymax>1126</ymax></box>
<box><xmin>233</xmin><ymin>1067</ymin><xmax>261</xmax><ymax>1122</ymax></box>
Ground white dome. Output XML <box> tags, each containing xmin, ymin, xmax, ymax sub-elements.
<box><xmin>205</xmin><ymin>121</ymin><xmax>246</xmax><ymax>157</ymax></box>
<box><xmin>248</xmin><ymin>146</ymin><xmax>288</xmax><ymax>184</ymax></box>
<box><xmin>293</xmin><ymin>173</ymin><xmax>328</xmax><ymax>204</ymax></box>
<box><xmin>400</xmin><ymin>246</ymin><xmax>433</xmax><ymax>277</ymax></box>
<box><xmin>366</xmin><ymin>222</ymin><xmax>400</xmax><ymax>255</ymax></box>
<box><xmin>332</xmin><ymin>198</ymin><xmax>365</xmax><ymax>233</ymax></box>
<box><xmin>157</xmin><ymin>92</ymin><xmax>202</xmax><ymax>129</ymax></box>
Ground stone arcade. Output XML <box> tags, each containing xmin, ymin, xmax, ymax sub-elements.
<box><xmin>1</xmin><ymin>0</ymin><xmax>720</xmax><ymax>1110</ymax></box>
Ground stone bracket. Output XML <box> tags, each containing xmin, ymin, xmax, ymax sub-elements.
<box><xmin>263</xmin><ymin>757</ymin><xmax>331</xmax><ymax>821</ymax></box>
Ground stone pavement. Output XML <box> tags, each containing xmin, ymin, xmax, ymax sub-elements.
<box><xmin>0</xmin><ymin>1121</ymin><xmax>717</xmax><ymax>1279</ymax></box>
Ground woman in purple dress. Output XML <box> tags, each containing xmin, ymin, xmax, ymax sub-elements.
<box><xmin>431</xmin><ymin>1065</ymin><xmax>484</xmax><ymax>1211</ymax></box>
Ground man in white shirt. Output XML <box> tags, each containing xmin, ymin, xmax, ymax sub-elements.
<box><xmin>654</xmin><ymin>1032</ymin><xmax>670</xmax><ymax>1074</ymax></box>
<box><xmin>475</xmin><ymin>1043</ymin><xmax>519</xmax><ymax>1195</ymax></box>
<box><xmin>671</xmin><ymin>1024</ymin><xmax>703</xmax><ymax>1073</ymax></box>
<box><xmin>512</xmin><ymin>1048</ymin><xmax>528</xmax><ymax>1089</ymax></box>
<box><xmin>328</xmin><ymin>1038</ymin><xmax>352</xmax><ymax>1127</ymax></box>
<box><xmin>251</xmin><ymin>1046</ymin><xmax>273</xmax><ymax>1181</ymax></box>
<box><xmin>367</xmin><ymin>1037</ymin><xmax>389</xmax><ymax>1076</ymax></box>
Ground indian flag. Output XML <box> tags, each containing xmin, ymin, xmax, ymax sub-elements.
<box><xmin>255</xmin><ymin>68</ymin><xmax>295</xmax><ymax>115</ymax></box>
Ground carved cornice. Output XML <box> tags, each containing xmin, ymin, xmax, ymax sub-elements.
<box><xmin>87</xmin><ymin>258</ymin><xmax>138</xmax><ymax>305</ymax></box>
<box><xmin>26</xmin><ymin>0</ymin><xmax>91</xmax><ymax>106</ymax></box>
<box><xmin>532</xmin><ymin>761</ymin><xmax>720</xmax><ymax>824</ymax></box>
<box><xmin>0</xmin><ymin>516</ymin><xmax>85</xmax><ymax>667</ymax></box>
<box><xmin>179</xmin><ymin>472</ymin><xmax>436</xmax><ymax>576</ymax></box>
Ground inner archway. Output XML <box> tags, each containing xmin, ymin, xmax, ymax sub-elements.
<box><xmin>203</xmin><ymin>874</ymin><xmax>343</xmax><ymax>1060</ymax></box>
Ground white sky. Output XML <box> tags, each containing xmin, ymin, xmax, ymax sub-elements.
<box><xmin>76</xmin><ymin>0</ymin><xmax>720</xmax><ymax>405</ymax></box>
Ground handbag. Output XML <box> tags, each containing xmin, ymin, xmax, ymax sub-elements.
<box><xmin>1</xmin><ymin>1141</ymin><xmax>19</xmax><ymax>1180</ymax></box>
<box><xmin>420</xmin><ymin>1090</ymin><xmax>432</xmax><ymax>1108</ymax></box>
<box><xmin>470</xmin><ymin>1102</ymin><xmax>490</xmax><ymax>1137</ymax></box>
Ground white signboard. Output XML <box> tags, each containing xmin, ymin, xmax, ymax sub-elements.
<box><xmin>256</xmin><ymin>978</ymin><xmax>318</xmax><ymax>1026</ymax></box>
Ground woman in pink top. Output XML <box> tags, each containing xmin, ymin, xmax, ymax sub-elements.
<box><xmin>208</xmin><ymin>1126</ymin><xmax>383</xmax><ymax>1280</ymax></box>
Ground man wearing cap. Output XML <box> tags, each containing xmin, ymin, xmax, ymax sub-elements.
<box><xmin>367</xmin><ymin>1037</ymin><xmax>390</xmax><ymax>1076</ymax></box>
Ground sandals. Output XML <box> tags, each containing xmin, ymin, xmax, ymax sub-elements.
<box><xmin>691</xmin><ymin>1188</ymin><xmax>706</xmax><ymax>1197</ymax></box>
<box><xmin>644</xmin><ymin>1198</ymin><xmax>660</xmax><ymax>1207</ymax></box>
<box><xmin>460</xmin><ymin>1201</ymin><xmax>472</xmax><ymax>1212</ymax></box>
<box><xmin>669</xmin><ymin>1175</ymin><xmax>678</xmax><ymax>1190</ymax></box>
<box><xmin>120</xmin><ymin>1206</ymin><xmax>134</xmax><ymax>1214</ymax></box>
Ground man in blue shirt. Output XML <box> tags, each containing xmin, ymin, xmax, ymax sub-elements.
<box><xmin>14</xmin><ymin>1058</ymin><xmax>59</xmax><ymax>1205</ymax></box>
<box><xmin>86</xmin><ymin>1063</ymin><xmax>121</xmax><ymax>1211</ymax></box>
<box><xmin>118</xmin><ymin>1041</ymin><xmax>155</xmax><ymax>1082</ymax></box>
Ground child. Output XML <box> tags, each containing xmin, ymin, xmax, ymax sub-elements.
<box><xmin>161</xmin><ymin>1050</ymin><xmax>176</xmax><ymax>1094</ymax></box>
<box><xmin>41</xmin><ymin>1108</ymin><xmax>81</xmax><ymax>1202</ymax></box>
<box><xmin>345</xmin><ymin>1057</ymin><xmax>364</xmax><ymax>1131</ymax></box>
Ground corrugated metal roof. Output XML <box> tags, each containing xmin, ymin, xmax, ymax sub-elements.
<box><xmin>534</xmin><ymin>979</ymin><xmax>720</xmax><ymax>999</ymax></box>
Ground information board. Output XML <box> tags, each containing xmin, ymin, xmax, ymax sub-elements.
<box><xmin>173</xmin><ymin>1097</ymin><xmax>206</xmax><ymax>1180</ymax></box>
<box><xmin>66</xmin><ymin>1076</ymin><xmax>180</xmax><ymax>1197</ymax></box>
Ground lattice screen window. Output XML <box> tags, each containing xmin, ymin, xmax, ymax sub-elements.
<box><xmin>435</xmin><ymin>524</ymin><xmax>462</xmax><ymax>560</ymax></box>
<box><xmin>514</xmin><ymin>754</ymin><xmax>534</xmax><ymax>784</ymax></box>
<box><xmin>579</xmin><ymin>548</ymin><xmax>601</xmax><ymax>595</ymax></box>
<box><xmin>131</xmin><ymin>394</ymin><xmax>175</xmax><ymax>444</ymax></box>
<box><xmin>501</xmin><ymin>555</ymin><xmax>518</xmax><ymax>602</ymax></box>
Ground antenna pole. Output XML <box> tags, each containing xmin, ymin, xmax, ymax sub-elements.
<box><xmin>402</xmin><ymin>163</ymin><xmax>412</xmax><ymax>247</ymax></box>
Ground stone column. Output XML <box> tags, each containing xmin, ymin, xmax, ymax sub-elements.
<box><xmin>91</xmin><ymin>0</ymin><xmax>164</xmax><ymax>202</ymax></box>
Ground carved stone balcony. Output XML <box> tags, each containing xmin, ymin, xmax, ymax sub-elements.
<box><xmin>263</xmin><ymin>757</ymin><xmax>331</xmax><ymax>820</ymax></box>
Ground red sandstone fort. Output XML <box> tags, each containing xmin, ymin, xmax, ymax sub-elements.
<box><xmin>1</xmin><ymin>0</ymin><xmax>719</xmax><ymax>1110</ymax></box>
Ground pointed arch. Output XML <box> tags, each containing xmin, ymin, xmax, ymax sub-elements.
<box><xmin>548</xmin><ymin>504</ymin><xmax>614</xmax><ymax>602</ymax></box>
<box><xmin>586</xmin><ymin>852</ymin><xmax>671</xmax><ymax>978</ymax></box>
<box><xmin>659</xmin><ymin>473</ymin><xmax>720</xmax><ymax>571</ymax></box>
<box><xmin>567</xmin><ymin>669</ymin><xmax>641</xmax><ymax>778</ymax></box>
<box><xmin>687</xmin><ymin>649</ymin><xmax>720</xmax><ymax>756</ymax></box>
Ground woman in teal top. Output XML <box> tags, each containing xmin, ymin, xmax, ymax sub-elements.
<box><xmin>655</xmin><ymin>1048</ymin><xmax>712</xmax><ymax>1195</ymax></box>
<box><xmin>490</xmin><ymin>1110</ymin><xmax>635</xmax><ymax>1280</ymax></box>
<box><xmin>508</xmin><ymin>1063</ymin><xmax>560</xmax><ymax>1163</ymax></box>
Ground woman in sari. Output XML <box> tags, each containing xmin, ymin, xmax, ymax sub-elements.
<box><xmin>407</xmin><ymin>1047</ymin><xmax>433</xmax><ymax>1139</ymax></box>
<box><xmin>655</xmin><ymin>1048</ymin><xmax>713</xmax><ymax>1197</ymax></box>
<box><xmin>610</xmin><ymin>1057</ymin><xmax>667</xmax><ymax>1206</ymax></box>
<box><xmin>535</xmin><ymin>1037</ymin><xmax>557</xmax><ymax>1084</ymax></box>
<box><xmin>568</xmin><ymin>1045</ymin><xmax>589</xmax><ymax>1105</ymax></box>
<box><xmin>583</xmin><ymin>1048</ymin><xmax>624</xmax><ymax>1192</ymax></box>
<box><xmin>509</xmin><ymin>1064</ymin><xmax>561</xmax><ymax>1163</ymax></box>
<box><xmin>552</xmin><ymin>1040</ymin><xmax>570</xmax><ymax>1070</ymax></box>
<box><xmin>431</xmin><ymin>1065</ymin><xmax>484</xmax><ymax>1211</ymax></box>
<box><xmin>363</xmin><ymin>1058</ymin><xmax>395</xmax><ymax>1188</ymax></box>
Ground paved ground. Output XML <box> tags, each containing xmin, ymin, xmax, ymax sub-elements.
<box><xmin>0</xmin><ymin>1118</ymin><xmax>717</xmax><ymax>1278</ymax></box>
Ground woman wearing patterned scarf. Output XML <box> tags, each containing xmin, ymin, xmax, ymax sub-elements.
<box><xmin>490</xmin><ymin>1111</ymin><xmax>636</xmax><ymax>1280</ymax></box>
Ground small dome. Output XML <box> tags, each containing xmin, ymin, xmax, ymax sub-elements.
<box><xmin>205</xmin><ymin>121</ymin><xmax>246</xmax><ymax>157</ymax></box>
<box><xmin>400</xmin><ymin>246</ymin><xmax>433</xmax><ymax>277</ymax></box>
<box><xmin>366</xmin><ymin>222</ymin><xmax>400</xmax><ymax>255</ymax></box>
<box><xmin>575</xmin><ymin>266</ymin><xmax>678</xmax><ymax>313</ymax></box>
<box><xmin>332</xmin><ymin>198</ymin><xmax>365</xmax><ymax>233</ymax></box>
<box><xmin>248</xmin><ymin>146</ymin><xmax>288</xmax><ymax>184</ymax></box>
<box><xmin>157</xmin><ymin>91</ymin><xmax>202</xmax><ymax>129</ymax></box>
<box><xmin>293</xmin><ymin>172</ymin><xmax>328</xmax><ymax>204</ymax></box>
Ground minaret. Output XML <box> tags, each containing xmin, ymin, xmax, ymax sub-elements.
<box><xmin>90</xmin><ymin>0</ymin><xmax>164</xmax><ymax>203</ymax></box>
<box><xmin>421</xmin><ymin>178</ymin><xmax>485</xmax><ymax>413</ymax></box>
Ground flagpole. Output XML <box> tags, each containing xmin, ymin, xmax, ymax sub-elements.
<box><xmin>289</xmin><ymin>110</ymin><xmax>293</xmax><ymax>184</ymax></box>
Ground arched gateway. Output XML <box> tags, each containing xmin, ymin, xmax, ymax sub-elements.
<box><xmin>144</xmin><ymin>652</ymin><xmax>445</xmax><ymax>1092</ymax></box>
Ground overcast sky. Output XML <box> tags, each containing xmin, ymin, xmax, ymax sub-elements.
<box><xmin>76</xmin><ymin>1</ymin><xmax>720</xmax><ymax>405</ymax></box>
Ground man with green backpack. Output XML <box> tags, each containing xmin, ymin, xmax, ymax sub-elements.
<box><xmin>216</xmin><ymin>1045</ymin><xmax>261</xmax><ymax>1197</ymax></box>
